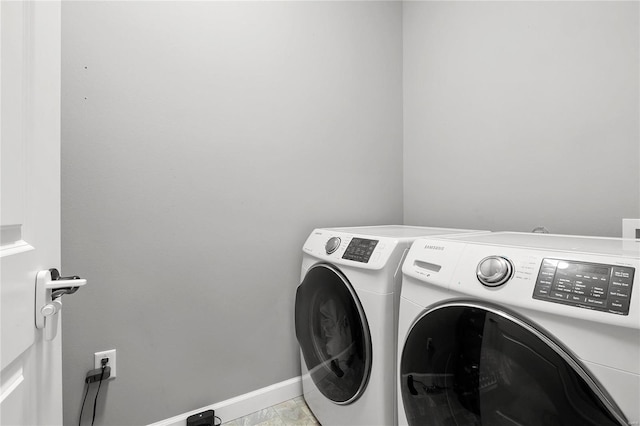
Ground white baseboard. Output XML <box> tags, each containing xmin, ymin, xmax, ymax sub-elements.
<box><xmin>148</xmin><ymin>376</ymin><xmax>302</xmax><ymax>426</ymax></box>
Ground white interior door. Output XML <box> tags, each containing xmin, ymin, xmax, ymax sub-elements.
<box><xmin>1</xmin><ymin>1</ymin><xmax>63</xmax><ymax>425</ymax></box>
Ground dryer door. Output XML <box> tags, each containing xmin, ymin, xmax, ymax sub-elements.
<box><xmin>399</xmin><ymin>302</ymin><xmax>627</xmax><ymax>426</ymax></box>
<box><xmin>295</xmin><ymin>263</ymin><xmax>372</xmax><ymax>404</ymax></box>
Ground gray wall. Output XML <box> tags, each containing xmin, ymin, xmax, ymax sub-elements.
<box><xmin>403</xmin><ymin>1</ymin><xmax>640</xmax><ymax>236</ymax></box>
<box><xmin>61</xmin><ymin>2</ymin><xmax>403</xmax><ymax>425</ymax></box>
<box><xmin>62</xmin><ymin>1</ymin><xmax>639</xmax><ymax>425</ymax></box>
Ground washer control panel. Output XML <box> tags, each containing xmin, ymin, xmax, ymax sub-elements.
<box><xmin>342</xmin><ymin>237</ymin><xmax>379</xmax><ymax>263</ymax></box>
<box><xmin>533</xmin><ymin>258</ymin><xmax>635</xmax><ymax>315</ymax></box>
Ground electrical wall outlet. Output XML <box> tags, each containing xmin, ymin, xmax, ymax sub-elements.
<box><xmin>94</xmin><ymin>349</ymin><xmax>116</xmax><ymax>379</ymax></box>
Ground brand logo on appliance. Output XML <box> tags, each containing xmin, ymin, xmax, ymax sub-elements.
<box><xmin>424</xmin><ymin>245</ymin><xmax>445</xmax><ymax>251</ymax></box>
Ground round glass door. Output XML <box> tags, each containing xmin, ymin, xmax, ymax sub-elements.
<box><xmin>400</xmin><ymin>302</ymin><xmax>626</xmax><ymax>426</ymax></box>
<box><xmin>295</xmin><ymin>263</ymin><xmax>372</xmax><ymax>404</ymax></box>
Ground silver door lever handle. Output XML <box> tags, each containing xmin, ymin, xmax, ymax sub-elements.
<box><xmin>46</xmin><ymin>268</ymin><xmax>87</xmax><ymax>292</ymax></box>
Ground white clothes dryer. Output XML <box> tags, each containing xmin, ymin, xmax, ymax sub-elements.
<box><xmin>397</xmin><ymin>232</ymin><xmax>639</xmax><ymax>426</ymax></box>
<box><xmin>295</xmin><ymin>225</ymin><xmax>486</xmax><ymax>426</ymax></box>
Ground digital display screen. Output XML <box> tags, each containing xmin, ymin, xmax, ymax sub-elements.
<box><xmin>533</xmin><ymin>258</ymin><xmax>634</xmax><ymax>315</ymax></box>
<box><xmin>342</xmin><ymin>238</ymin><xmax>378</xmax><ymax>263</ymax></box>
<box><xmin>578</xmin><ymin>265</ymin><xmax>609</xmax><ymax>276</ymax></box>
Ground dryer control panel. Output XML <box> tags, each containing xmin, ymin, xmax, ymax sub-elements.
<box><xmin>302</xmin><ymin>229</ymin><xmax>398</xmax><ymax>271</ymax></box>
<box><xmin>533</xmin><ymin>258</ymin><xmax>635</xmax><ymax>315</ymax></box>
<box><xmin>342</xmin><ymin>238</ymin><xmax>379</xmax><ymax>263</ymax></box>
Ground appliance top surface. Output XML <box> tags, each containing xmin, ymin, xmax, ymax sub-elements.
<box><xmin>323</xmin><ymin>225</ymin><xmax>485</xmax><ymax>239</ymax></box>
<box><xmin>439</xmin><ymin>231</ymin><xmax>640</xmax><ymax>258</ymax></box>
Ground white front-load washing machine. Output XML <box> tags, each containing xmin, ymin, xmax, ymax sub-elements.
<box><xmin>397</xmin><ymin>232</ymin><xmax>639</xmax><ymax>426</ymax></box>
<box><xmin>295</xmin><ymin>225</ymin><xmax>487</xmax><ymax>426</ymax></box>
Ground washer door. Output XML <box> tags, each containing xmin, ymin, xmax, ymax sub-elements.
<box><xmin>295</xmin><ymin>263</ymin><xmax>372</xmax><ymax>404</ymax></box>
<box><xmin>400</xmin><ymin>302</ymin><xmax>627</xmax><ymax>426</ymax></box>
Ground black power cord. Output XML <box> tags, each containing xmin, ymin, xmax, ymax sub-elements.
<box><xmin>79</xmin><ymin>358</ymin><xmax>110</xmax><ymax>426</ymax></box>
<box><xmin>78</xmin><ymin>382</ymin><xmax>91</xmax><ymax>426</ymax></box>
<box><xmin>91</xmin><ymin>359</ymin><xmax>108</xmax><ymax>425</ymax></box>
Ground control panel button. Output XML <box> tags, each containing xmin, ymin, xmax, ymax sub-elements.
<box><xmin>535</xmin><ymin>286</ymin><xmax>551</xmax><ymax>297</ymax></box>
<box><xmin>476</xmin><ymin>256</ymin><xmax>513</xmax><ymax>287</ymax></box>
<box><xmin>325</xmin><ymin>237</ymin><xmax>341</xmax><ymax>255</ymax></box>
<box><xmin>568</xmin><ymin>295</ymin><xmax>586</xmax><ymax>303</ymax></box>
<box><xmin>551</xmin><ymin>291</ymin><xmax>570</xmax><ymax>300</ymax></box>
<box><xmin>585</xmin><ymin>298</ymin><xmax>606</xmax><ymax>307</ymax></box>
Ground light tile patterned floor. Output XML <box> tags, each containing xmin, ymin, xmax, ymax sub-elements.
<box><xmin>222</xmin><ymin>396</ymin><xmax>320</xmax><ymax>426</ymax></box>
